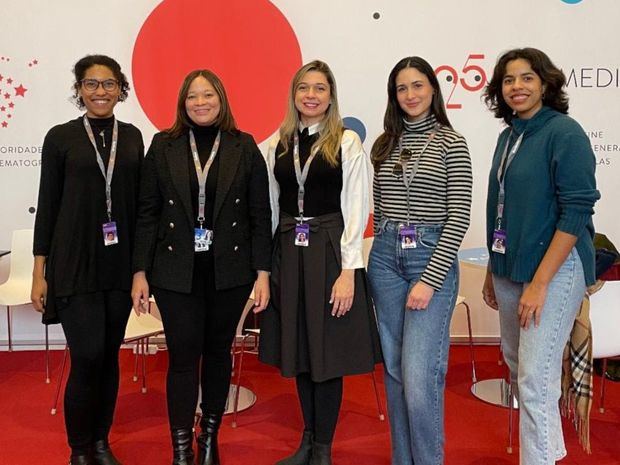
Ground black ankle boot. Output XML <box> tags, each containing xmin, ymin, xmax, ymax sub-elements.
<box><xmin>309</xmin><ymin>441</ymin><xmax>332</xmax><ymax>465</ymax></box>
<box><xmin>171</xmin><ymin>428</ymin><xmax>195</xmax><ymax>465</ymax></box>
<box><xmin>196</xmin><ymin>413</ymin><xmax>221</xmax><ymax>465</ymax></box>
<box><xmin>69</xmin><ymin>454</ymin><xmax>95</xmax><ymax>465</ymax></box>
<box><xmin>93</xmin><ymin>439</ymin><xmax>122</xmax><ymax>465</ymax></box>
<box><xmin>275</xmin><ymin>431</ymin><xmax>313</xmax><ymax>465</ymax></box>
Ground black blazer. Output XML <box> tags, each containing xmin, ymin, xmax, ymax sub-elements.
<box><xmin>133</xmin><ymin>129</ymin><xmax>272</xmax><ymax>292</ymax></box>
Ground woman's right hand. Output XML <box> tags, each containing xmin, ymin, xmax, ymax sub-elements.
<box><xmin>131</xmin><ymin>271</ymin><xmax>150</xmax><ymax>315</ymax></box>
<box><xmin>482</xmin><ymin>270</ymin><xmax>498</xmax><ymax>310</ymax></box>
<box><xmin>31</xmin><ymin>275</ymin><xmax>47</xmax><ymax>313</ymax></box>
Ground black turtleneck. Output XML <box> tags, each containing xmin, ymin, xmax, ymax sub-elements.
<box><xmin>274</xmin><ymin>128</ymin><xmax>343</xmax><ymax>217</ymax></box>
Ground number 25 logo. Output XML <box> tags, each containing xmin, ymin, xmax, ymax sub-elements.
<box><xmin>435</xmin><ymin>54</ymin><xmax>487</xmax><ymax>109</ymax></box>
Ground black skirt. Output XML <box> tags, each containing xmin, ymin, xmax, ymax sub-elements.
<box><xmin>259</xmin><ymin>212</ymin><xmax>382</xmax><ymax>382</ymax></box>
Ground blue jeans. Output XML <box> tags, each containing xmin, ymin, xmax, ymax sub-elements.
<box><xmin>367</xmin><ymin>220</ymin><xmax>458</xmax><ymax>465</ymax></box>
<box><xmin>493</xmin><ymin>248</ymin><xmax>585</xmax><ymax>465</ymax></box>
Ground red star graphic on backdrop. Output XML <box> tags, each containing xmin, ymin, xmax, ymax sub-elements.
<box><xmin>0</xmin><ymin>56</ymin><xmax>37</xmax><ymax>129</ymax></box>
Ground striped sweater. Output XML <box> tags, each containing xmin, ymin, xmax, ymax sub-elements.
<box><xmin>373</xmin><ymin>114</ymin><xmax>473</xmax><ymax>290</ymax></box>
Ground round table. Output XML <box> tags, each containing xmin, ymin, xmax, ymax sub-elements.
<box><xmin>458</xmin><ymin>247</ymin><xmax>518</xmax><ymax>409</ymax></box>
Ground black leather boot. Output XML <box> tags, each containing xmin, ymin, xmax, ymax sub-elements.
<box><xmin>196</xmin><ymin>413</ymin><xmax>221</xmax><ymax>465</ymax></box>
<box><xmin>309</xmin><ymin>441</ymin><xmax>332</xmax><ymax>465</ymax></box>
<box><xmin>93</xmin><ymin>439</ymin><xmax>122</xmax><ymax>465</ymax></box>
<box><xmin>275</xmin><ymin>431</ymin><xmax>313</xmax><ymax>465</ymax></box>
<box><xmin>69</xmin><ymin>454</ymin><xmax>95</xmax><ymax>465</ymax></box>
<box><xmin>171</xmin><ymin>428</ymin><xmax>195</xmax><ymax>465</ymax></box>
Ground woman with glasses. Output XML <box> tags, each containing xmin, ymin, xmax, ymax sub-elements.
<box><xmin>367</xmin><ymin>56</ymin><xmax>472</xmax><ymax>465</ymax></box>
<box><xmin>131</xmin><ymin>69</ymin><xmax>271</xmax><ymax>465</ymax></box>
<box><xmin>482</xmin><ymin>48</ymin><xmax>599</xmax><ymax>465</ymax></box>
<box><xmin>259</xmin><ymin>60</ymin><xmax>382</xmax><ymax>465</ymax></box>
<box><xmin>32</xmin><ymin>55</ymin><xmax>143</xmax><ymax>465</ymax></box>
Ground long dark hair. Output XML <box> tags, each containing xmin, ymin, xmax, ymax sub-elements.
<box><xmin>166</xmin><ymin>69</ymin><xmax>237</xmax><ymax>138</ymax></box>
<box><xmin>483</xmin><ymin>47</ymin><xmax>569</xmax><ymax>125</ymax></box>
<box><xmin>72</xmin><ymin>54</ymin><xmax>130</xmax><ymax>109</ymax></box>
<box><xmin>371</xmin><ymin>56</ymin><xmax>451</xmax><ymax>170</ymax></box>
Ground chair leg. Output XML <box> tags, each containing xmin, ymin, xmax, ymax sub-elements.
<box><xmin>7</xmin><ymin>305</ymin><xmax>12</xmax><ymax>351</ymax></box>
<box><xmin>600</xmin><ymin>358</ymin><xmax>608</xmax><ymax>413</ymax></box>
<box><xmin>45</xmin><ymin>325</ymin><xmax>50</xmax><ymax>383</ymax></box>
<box><xmin>141</xmin><ymin>337</ymin><xmax>148</xmax><ymax>394</ymax></box>
<box><xmin>133</xmin><ymin>341</ymin><xmax>140</xmax><ymax>382</ymax></box>
<box><xmin>462</xmin><ymin>302</ymin><xmax>477</xmax><ymax>383</ymax></box>
<box><xmin>232</xmin><ymin>336</ymin><xmax>247</xmax><ymax>428</ymax></box>
<box><xmin>51</xmin><ymin>345</ymin><xmax>69</xmax><ymax>415</ymax></box>
<box><xmin>507</xmin><ymin>381</ymin><xmax>515</xmax><ymax>454</ymax></box>
<box><xmin>498</xmin><ymin>341</ymin><xmax>504</xmax><ymax>365</ymax></box>
<box><xmin>370</xmin><ymin>370</ymin><xmax>386</xmax><ymax>421</ymax></box>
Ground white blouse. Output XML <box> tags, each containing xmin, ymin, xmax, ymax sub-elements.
<box><xmin>263</xmin><ymin>123</ymin><xmax>372</xmax><ymax>270</ymax></box>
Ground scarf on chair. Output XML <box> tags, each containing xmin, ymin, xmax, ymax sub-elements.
<box><xmin>560</xmin><ymin>281</ymin><xmax>604</xmax><ymax>454</ymax></box>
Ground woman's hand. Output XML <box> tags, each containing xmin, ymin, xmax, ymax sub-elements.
<box><xmin>518</xmin><ymin>281</ymin><xmax>547</xmax><ymax>329</ymax></box>
<box><xmin>31</xmin><ymin>275</ymin><xmax>47</xmax><ymax>313</ymax></box>
<box><xmin>330</xmin><ymin>269</ymin><xmax>355</xmax><ymax>317</ymax></box>
<box><xmin>131</xmin><ymin>271</ymin><xmax>150</xmax><ymax>315</ymax></box>
<box><xmin>482</xmin><ymin>270</ymin><xmax>498</xmax><ymax>310</ymax></box>
<box><xmin>406</xmin><ymin>281</ymin><xmax>434</xmax><ymax>310</ymax></box>
<box><xmin>252</xmin><ymin>270</ymin><xmax>270</xmax><ymax>313</ymax></box>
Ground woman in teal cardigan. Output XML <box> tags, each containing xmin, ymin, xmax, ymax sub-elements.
<box><xmin>482</xmin><ymin>48</ymin><xmax>599</xmax><ymax>465</ymax></box>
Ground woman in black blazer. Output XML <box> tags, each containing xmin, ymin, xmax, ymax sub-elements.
<box><xmin>131</xmin><ymin>69</ymin><xmax>271</xmax><ymax>465</ymax></box>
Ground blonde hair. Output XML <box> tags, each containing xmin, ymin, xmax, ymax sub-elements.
<box><xmin>278</xmin><ymin>60</ymin><xmax>343</xmax><ymax>167</ymax></box>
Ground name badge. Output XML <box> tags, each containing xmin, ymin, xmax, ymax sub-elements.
<box><xmin>399</xmin><ymin>225</ymin><xmax>417</xmax><ymax>249</ymax></box>
<box><xmin>294</xmin><ymin>223</ymin><xmax>309</xmax><ymax>247</ymax></box>
<box><xmin>492</xmin><ymin>229</ymin><xmax>507</xmax><ymax>254</ymax></box>
<box><xmin>194</xmin><ymin>228</ymin><xmax>213</xmax><ymax>252</ymax></box>
<box><xmin>102</xmin><ymin>222</ymin><xmax>119</xmax><ymax>246</ymax></box>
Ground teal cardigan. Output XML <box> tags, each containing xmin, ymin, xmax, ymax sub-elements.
<box><xmin>486</xmin><ymin>106</ymin><xmax>600</xmax><ymax>286</ymax></box>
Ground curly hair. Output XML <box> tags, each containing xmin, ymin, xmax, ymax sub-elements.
<box><xmin>72</xmin><ymin>55</ymin><xmax>130</xmax><ymax>109</ymax></box>
<box><xmin>483</xmin><ymin>48</ymin><xmax>568</xmax><ymax>124</ymax></box>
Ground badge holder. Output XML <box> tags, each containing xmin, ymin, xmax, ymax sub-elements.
<box><xmin>194</xmin><ymin>227</ymin><xmax>213</xmax><ymax>252</ymax></box>
<box><xmin>399</xmin><ymin>224</ymin><xmax>417</xmax><ymax>249</ymax></box>
<box><xmin>492</xmin><ymin>217</ymin><xmax>506</xmax><ymax>255</ymax></box>
<box><xmin>102</xmin><ymin>222</ymin><xmax>118</xmax><ymax>246</ymax></box>
<box><xmin>295</xmin><ymin>223</ymin><xmax>310</xmax><ymax>247</ymax></box>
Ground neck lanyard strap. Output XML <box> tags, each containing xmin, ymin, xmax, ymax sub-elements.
<box><xmin>293</xmin><ymin>130</ymin><xmax>318</xmax><ymax>221</ymax></box>
<box><xmin>495</xmin><ymin>130</ymin><xmax>524</xmax><ymax>225</ymax></box>
<box><xmin>83</xmin><ymin>115</ymin><xmax>118</xmax><ymax>222</ymax></box>
<box><xmin>398</xmin><ymin>124</ymin><xmax>439</xmax><ymax>225</ymax></box>
<box><xmin>189</xmin><ymin>129</ymin><xmax>221</xmax><ymax>228</ymax></box>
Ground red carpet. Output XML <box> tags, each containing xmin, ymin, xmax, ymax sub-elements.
<box><xmin>0</xmin><ymin>346</ymin><xmax>618</xmax><ymax>465</ymax></box>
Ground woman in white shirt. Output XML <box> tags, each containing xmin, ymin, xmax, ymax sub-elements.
<box><xmin>258</xmin><ymin>60</ymin><xmax>382</xmax><ymax>465</ymax></box>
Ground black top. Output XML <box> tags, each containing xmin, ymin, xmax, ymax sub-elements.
<box><xmin>33</xmin><ymin>116</ymin><xmax>144</xmax><ymax>322</ymax></box>
<box><xmin>274</xmin><ymin>129</ymin><xmax>343</xmax><ymax>217</ymax></box>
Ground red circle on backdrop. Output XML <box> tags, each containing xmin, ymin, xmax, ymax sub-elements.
<box><xmin>132</xmin><ymin>0</ymin><xmax>302</xmax><ymax>143</ymax></box>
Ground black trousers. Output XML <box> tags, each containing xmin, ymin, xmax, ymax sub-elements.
<box><xmin>57</xmin><ymin>290</ymin><xmax>132</xmax><ymax>454</ymax></box>
<box><xmin>153</xmin><ymin>280</ymin><xmax>253</xmax><ymax>429</ymax></box>
<box><xmin>296</xmin><ymin>373</ymin><xmax>343</xmax><ymax>444</ymax></box>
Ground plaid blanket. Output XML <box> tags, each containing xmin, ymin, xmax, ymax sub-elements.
<box><xmin>560</xmin><ymin>281</ymin><xmax>604</xmax><ymax>454</ymax></box>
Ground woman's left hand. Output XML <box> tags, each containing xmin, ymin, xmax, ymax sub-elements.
<box><xmin>406</xmin><ymin>282</ymin><xmax>435</xmax><ymax>311</ymax></box>
<box><xmin>330</xmin><ymin>269</ymin><xmax>355</xmax><ymax>317</ymax></box>
<box><xmin>518</xmin><ymin>281</ymin><xmax>547</xmax><ymax>329</ymax></box>
<box><xmin>252</xmin><ymin>270</ymin><xmax>270</xmax><ymax>313</ymax></box>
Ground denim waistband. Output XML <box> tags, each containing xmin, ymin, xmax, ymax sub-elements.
<box><xmin>377</xmin><ymin>217</ymin><xmax>444</xmax><ymax>234</ymax></box>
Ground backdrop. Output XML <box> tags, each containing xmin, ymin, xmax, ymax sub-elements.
<box><xmin>0</xmin><ymin>0</ymin><xmax>617</xmax><ymax>343</ymax></box>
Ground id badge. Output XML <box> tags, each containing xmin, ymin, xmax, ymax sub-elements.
<box><xmin>294</xmin><ymin>223</ymin><xmax>310</xmax><ymax>247</ymax></box>
<box><xmin>194</xmin><ymin>228</ymin><xmax>213</xmax><ymax>252</ymax></box>
<box><xmin>102</xmin><ymin>222</ymin><xmax>119</xmax><ymax>246</ymax></box>
<box><xmin>492</xmin><ymin>229</ymin><xmax>507</xmax><ymax>254</ymax></box>
<box><xmin>399</xmin><ymin>225</ymin><xmax>417</xmax><ymax>249</ymax></box>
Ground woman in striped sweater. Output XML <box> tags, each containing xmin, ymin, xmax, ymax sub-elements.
<box><xmin>367</xmin><ymin>56</ymin><xmax>472</xmax><ymax>465</ymax></box>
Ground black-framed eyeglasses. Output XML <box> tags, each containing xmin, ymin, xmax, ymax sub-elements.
<box><xmin>80</xmin><ymin>79</ymin><xmax>119</xmax><ymax>92</ymax></box>
<box><xmin>392</xmin><ymin>148</ymin><xmax>413</xmax><ymax>176</ymax></box>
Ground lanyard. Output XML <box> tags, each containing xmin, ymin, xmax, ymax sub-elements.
<box><xmin>292</xmin><ymin>130</ymin><xmax>318</xmax><ymax>221</ymax></box>
<box><xmin>189</xmin><ymin>128</ymin><xmax>221</xmax><ymax>228</ymax></box>
<box><xmin>495</xmin><ymin>130</ymin><xmax>524</xmax><ymax>226</ymax></box>
<box><xmin>398</xmin><ymin>125</ymin><xmax>439</xmax><ymax>225</ymax></box>
<box><xmin>83</xmin><ymin>115</ymin><xmax>118</xmax><ymax>222</ymax></box>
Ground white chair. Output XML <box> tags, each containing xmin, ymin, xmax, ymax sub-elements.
<box><xmin>589</xmin><ymin>280</ymin><xmax>620</xmax><ymax>413</ymax></box>
<box><xmin>51</xmin><ymin>303</ymin><xmax>164</xmax><ymax>414</ymax></box>
<box><xmin>0</xmin><ymin>229</ymin><xmax>52</xmax><ymax>383</ymax></box>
